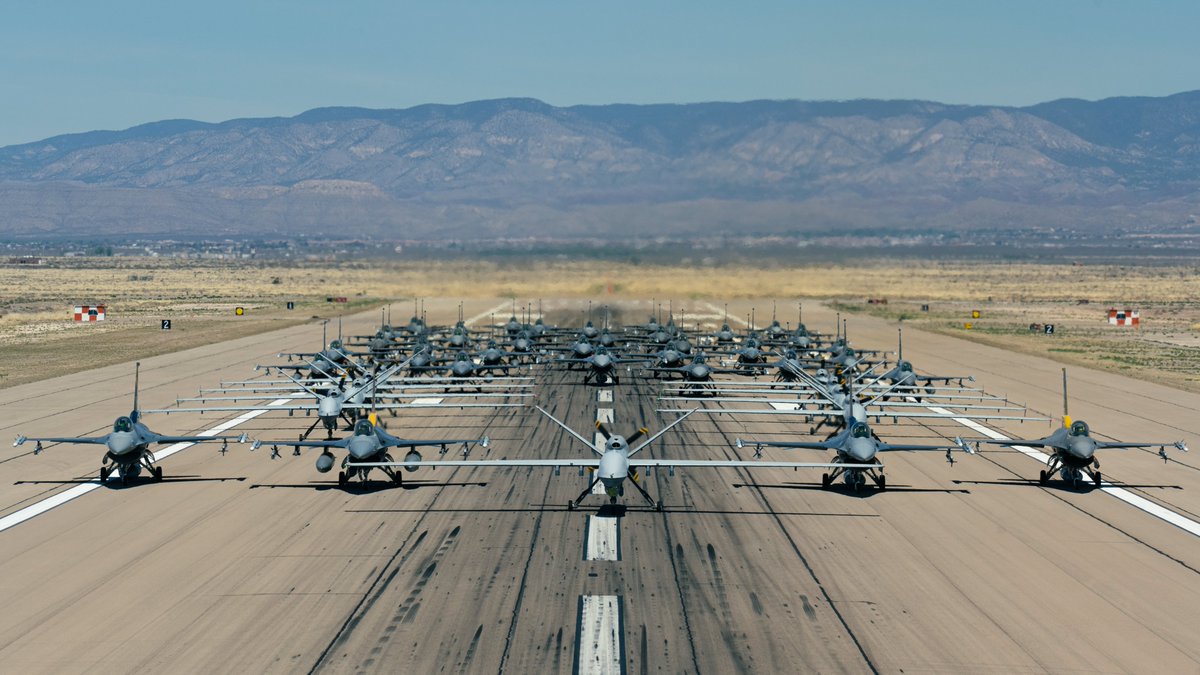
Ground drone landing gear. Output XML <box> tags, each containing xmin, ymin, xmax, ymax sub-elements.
<box><xmin>568</xmin><ymin>476</ymin><xmax>601</xmax><ymax>510</ymax></box>
<box><xmin>629</xmin><ymin>477</ymin><xmax>663</xmax><ymax>511</ymax></box>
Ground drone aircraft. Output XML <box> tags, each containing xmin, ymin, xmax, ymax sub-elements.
<box><xmin>347</xmin><ymin>407</ymin><xmax>879</xmax><ymax>511</ymax></box>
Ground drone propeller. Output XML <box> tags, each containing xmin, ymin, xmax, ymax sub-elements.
<box><xmin>626</xmin><ymin>426</ymin><xmax>648</xmax><ymax>445</ymax></box>
<box><xmin>595</xmin><ymin>420</ymin><xmax>611</xmax><ymax>440</ymax></box>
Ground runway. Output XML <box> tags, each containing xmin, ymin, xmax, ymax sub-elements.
<box><xmin>0</xmin><ymin>299</ymin><xmax>1197</xmax><ymax>673</ymax></box>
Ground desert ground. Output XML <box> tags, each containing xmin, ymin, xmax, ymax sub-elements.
<box><xmin>0</xmin><ymin>287</ymin><xmax>1197</xmax><ymax>673</ymax></box>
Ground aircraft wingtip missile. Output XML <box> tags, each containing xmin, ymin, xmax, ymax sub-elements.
<box><xmin>13</xmin><ymin>435</ymin><xmax>26</xmax><ymax>447</ymax></box>
<box><xmin>735</xmin><ymin>438</ymin><xmax>744</xmax><ymax>449</ymax></box>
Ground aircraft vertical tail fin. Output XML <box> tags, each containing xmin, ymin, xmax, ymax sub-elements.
<box><xmin>131</xmin><ymin>362</ymin><xmax>141</xmax><ymax>422</ymax></box>
<box><xmin>1062</xmin><ymin>367</ymin><xmax>1072</xmax><ymax>428</ymax></box>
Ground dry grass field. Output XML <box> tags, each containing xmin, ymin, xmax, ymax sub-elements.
<box><xmin>1</xmin><ymin>257</ymin><xmax>1196</xmax><ymax>389</ymax></box>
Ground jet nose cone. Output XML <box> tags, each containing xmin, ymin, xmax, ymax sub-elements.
<box><xmin>847</xmin><ymin>440</ymin><xmax>876</xmax><ymax>463</ymax></box>
<box><xmin>1070</xmin><ymin>437</ymin><xmax>1096</xmax><ymax>459</ymax></box>
<box><xmin>347</xmin><ymin>438</ymin><xmax>376</xmax><ymax>460</ymax></box>
<box><xmin>106</xmin><ymin>433</ymin><xmax>136</xmax><ymax>456</ymax></box>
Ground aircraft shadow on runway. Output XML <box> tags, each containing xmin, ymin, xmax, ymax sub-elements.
<box><xmin>248</xmin><ymin>480</ymin><xmax>489</xmax><ymax>492</ymax></box>
<box><xmin>951</xmin><ymin>478</ymin><xmax>1182</xmax><ymax>491</ymax></box>
<box><xmin>344</xmin><ymin>504</ymin><xmax>881</xmax><ymax>517</ymax></box>
<box><xmin>14</xmin><ymin>476</ymin><xmax>248</xmax><ymax>488</ymax></box>
<box><xmin>733</xmin><ymin>482</ymin><xmax>969</xmax><ymax>498</ymax></box>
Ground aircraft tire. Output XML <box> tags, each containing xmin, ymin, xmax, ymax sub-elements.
<box><xmin>821</xmin><ymin>473</ymin><xmax>831</xmax><ymax>489</ymax></box>
<box><xmin>876</xmin><ymin>475</ymin><xmax>886</xmax><ymax>490</ymax></box>
<box><xmin>337</xmin><ymin>471</ymin><xmax>347</xmax><ymax>487</ymax></box>
<box><xmin>1093</xmin><ymin>471</ymin><xmax>1102</xmax><ymax>488</ymax></box>
<box><xmin>1038</xmin><ymin>470</ymin><xmax>1048</xmax><ymax>486</ymax></box>
<box><xmin>152</xmin><ymin>466</ymin><xmax>164</xmax><ymax>482</ymax></box>
<box><xmin>99</xmin><ymin>466</ymin><xmax>110</xmax><ymax>483</ymax></box>
<box><xmin>567</xmin><ymin>501</ymin><xmax>577</xmax><ymax>511</ymax></box>
<box><xmin>655</xmin><ymin>501</ymin><xmax>664</xmax><ymax>512</ymax></box>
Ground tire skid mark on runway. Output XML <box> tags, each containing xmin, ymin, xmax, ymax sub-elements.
<box><xmin>695</xmin><ymin>416</ymin><xmax>882</xmax><ymax>674</ymax></box>
<box><xmin>310</xmin><ymin>405</ymin><xmax>513</xmax><ymax>672</ymax></box>
<box><xmin>623</xmin><ymin>375</ymin><xmax>702</xmax><ymax>674</ymax></box>
<box><xmin>356</xmin><ymin>526</ymin><xmax>462</xmax><ymax>671</ymax></box>
<box><xmin>496</xmin><ymin>370</ymin><xmax>584</xmax><ymax>674</ymax></box>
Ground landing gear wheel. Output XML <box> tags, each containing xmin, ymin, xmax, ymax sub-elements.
<box><xmin>392</xmin><ymin>471</ymin><xmax>403</xmax><ymax>485</ymax></box>
<box><xmin>121</xmin><ymin>471</ymin><xmax>131</xmax><ymax>486</ymax></box>
<box><xmin>337</xmin><ymin>471</ymin><xmax>347</xmax><ymax>487</ymax></box>
<box><xmin>1038</xmin><ymin>470</ymin><xmax>1048</xmax><ymax>486</ymax></box>
<box><xmin>568</xmin><ymin>501</ymin><xmax>577</xmax><ymax>511</ymax></box>
<box><xmin>876</xmin><ymin>475</ymin><xmax>886</xmax><ymax>490</ymax></box>
<box><xmin>1093</xmin><ymin>471</ymin><xmax>1102</xmax><ymax>488</ymax></box>
<box><xmin>821</xmin><ymin>473</ymin><xmax>831</xmax><ymax>489</ymax></box>
<box><xmin>99</xmin><ymin>466</ymin><xmax>110</xmax><ymax>483</ymax></box>
<box><xmin>655</xmin><ymin>501</ymin><xmax>664</xmax><ymax>512</ymax></box>
<box><xmin>152</xmin><ymin>466</ymin><xmax>164</xmax><ymax>482</ymax></box>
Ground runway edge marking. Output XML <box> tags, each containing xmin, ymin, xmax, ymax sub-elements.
<box><xmin>928</xmin><ymin>405</ymin><xmax>1200</xmax><ymax>538</ymax></box>
<box><xmin>0</xmin><ymin>398</ymin><xmax>290</xmax><ymax>534</ymax></box>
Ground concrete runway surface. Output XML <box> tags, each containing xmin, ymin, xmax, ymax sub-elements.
<box><xmin>0</xmin><ymin>298</ymin><xmax>1197</xmax><ymax>673</ymax></box>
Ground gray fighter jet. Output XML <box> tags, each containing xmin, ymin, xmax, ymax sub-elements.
<box><xmin>971</xmin><ymin>370</ymin><xmax>1187</xmax><ymax>487</ymax></box>
<box><xmin>13</xmin><ymin>363</ymin><xmax>249</xmax><ymax>485</ymax></box>
<box><xmin>255</xmin><ymin>415</ymin><xmax>489</xmax><ymax>488</ymax></box>
<box><xmin>736</xmin><ymin>418</ymin><xmax>969</xmax><ymax>492</ymax></box>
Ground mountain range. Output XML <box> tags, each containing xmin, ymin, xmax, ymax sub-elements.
<box><xmin>3</xmin><ymin>93</ymin><xmax>1200</xmax><ymax>241</ymax></box>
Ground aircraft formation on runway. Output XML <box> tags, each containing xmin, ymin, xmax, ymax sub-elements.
<box><xmin>11</xmin><ymin>302</ymin><xmax>1189</xmax><ymax>505</ymax></box>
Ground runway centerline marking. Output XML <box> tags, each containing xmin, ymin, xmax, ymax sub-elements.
<box><xmin>928</xmin><ymin>405</ymin><xmax>1200</xmax><ymax>538</ymax></box>
<box><xmin>0</xmin><ymin>398</ymin><xmax>291</xmax><ymax>534</ymax></box>
<box><xmin>596</xmin><ymin>408</ymin><xmax>614</xmax><ymax>424</ymax></box>
<box><xmin>575</xmin><ymin>595</ymin><xmax>624</xmax><ymax>674</ymax></box>
<box><xmin>585</xmin><ymin>516</ymin><xmax>620</xmax><ymax>561</ymax></box>
<box><xmin>597</xmin><ymin>390</ymin><xmax>613</xmax><ymax>403</ymax></box>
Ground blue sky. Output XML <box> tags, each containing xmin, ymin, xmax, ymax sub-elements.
<box><xmin>1</xmin><ymin>1</ymin><xmax>1198</xmax><ymax>146</ymax></box>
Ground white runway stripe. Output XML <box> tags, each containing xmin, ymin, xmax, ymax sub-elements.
<box><xmin>596</xmin><ymin>408</ymin><xmax>614</xmax><ymax>424</ymax></box>
<box><xmin>585</xmin><ymin>516</ymin><xmax>620</xmax><ymax>561</ymax></box>
<box><xmin>576</xmin><ymin>595</ymin><xmax>624</xmax><ymax>675</ymax></box>
<box><xmin>597</xmin><ymin>390</ymin><xmax>613</xmax><ymax>403</ymax></box>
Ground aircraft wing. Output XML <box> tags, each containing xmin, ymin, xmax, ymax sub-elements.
<box><xmin>143</xmin><ymin>405</ymin><xmax>316</xmax><ymax>414</ymax></box>
<box><xmin>975</xmin><ymin>438</ymin><xmax>1050</xmax><ymax>448</ymax></box>
<box><xmin>150</xmin><ymin>432</ymin><xmax>249</xmax><ymax>445</ymax></box>
<box><xmin>877</xmin><ymin>443</ymin><xmax>964</xmax><ymax>452</ymax></box>
<box><xmin>735</xmin><ymin>438</ymin><xmax>838</xmax><ymax>451</ymax></box>
<box><xmin>628</xmin><ymin>459</ymin><xmax>877</xmax><ymax>469</ymax></box>
<box><xmin>14</xmin><ymin>434</ymin><xmax>109</xmax><ymax>447</ymax></box>
<box><xmin>380</xmin><ymin>437</ymin><xmax>489</xmax><ymax>451</ymax></box>
<box><xmin>347</xmin><ymin>458</ymin><xmax>600</xmax><ymax>468</ymax></box>
<box><xmin>1096</xmin><ymin>440</ymin><xmax>1188</xmax><ymax>451</ymax></box>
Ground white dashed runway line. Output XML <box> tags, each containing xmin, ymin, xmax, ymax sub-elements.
<box><xmin>584</xmin><ymin>516</ymin><xmax>620</xmax><ymax>561</ymax></box>
<box><xmin>575</xmin><ymin>595</ymin><xmax>624</xmax><ymax>675</ymax></box>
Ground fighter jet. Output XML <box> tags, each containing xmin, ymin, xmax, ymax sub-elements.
<box><xmin>736</xmin><ymin>418</ymin><xmax>969</xmax><ymax>492</ymax></box>
<box><xmin>13</xmin><ymin>363</ymin><xmax>249</xmax><ymax>485</ymax></box>
<box><xmin>255</xmin><ymin>416</ymin><xmax>489</xmax><ymax>488</ymax></box>
<box><xmin>970</xmin><ymin>369</ymin><xmax>1188</xmax><ymax>488</ymax></box>
<box><xmin>348</xmin><ymin>407</ymin><xmax>878</xmax><ymax>511</ymax></box>
<box><xmin>557</xmin><ymin>346</ymin><xmax>643</xmax><ymax>385</ymax></box>
<box><xmin>646</xmin><ymin>352</ymin><xmax>741</xmax><ymax>394</ymax></box>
